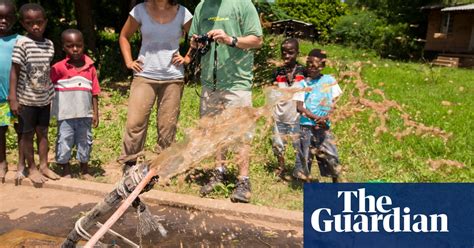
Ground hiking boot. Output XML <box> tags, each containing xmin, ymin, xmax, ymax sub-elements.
<box><xmin>230</xmin><ymin>177</ymin><xmax>251</xmax><ymax>203</ymax></box>
<box><xmin>200</xmin><ymin>168</ymin><xmax>226</xmax><ymax>197</ymax></box>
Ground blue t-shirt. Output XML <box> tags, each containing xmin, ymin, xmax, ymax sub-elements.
<box><xmin>299</xmin><ymin>75</ymin><xmax>341</xmax><ymax>126</ymax></box>
<box><xmin>0</xmin><ymin>34</ymin><xmax>19</xmax><ymax>102</ymax></box>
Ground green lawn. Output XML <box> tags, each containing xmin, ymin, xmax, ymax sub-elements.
<box><xmin>6</xmin><ymin>38</ymin><xmax>472</xmax><ymax>211</ymax></box>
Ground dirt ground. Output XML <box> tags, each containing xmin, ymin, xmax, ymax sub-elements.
<box><xmin>0</xmin><ymin>183</ymin><xmax>302</xmax><ymax>247</ymax></box>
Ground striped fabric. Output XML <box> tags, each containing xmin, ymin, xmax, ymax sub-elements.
<box><xmin>11</xmin><ymin>35</ymin><xmax>54</xmax><ymax>106</ymax></box>
<box><xmin>50</xmin><ymin>55</ymin><xmax>100</xmax><ymax>121</ymax></box>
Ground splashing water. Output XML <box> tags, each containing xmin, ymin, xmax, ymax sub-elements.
<box><xmin>150</xmin><ymin>58</ymin><xmax>456</xmax><ymax>184</ymax></box>
<box><xmin>152</xmin><ymin>105</ymin><xmax>270</xmax><ymax>183</ymax></box>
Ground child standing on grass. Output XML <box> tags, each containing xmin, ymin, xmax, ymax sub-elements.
<box><xmin>0</xmin><ymin>0</ymin><xmax>19</xmax><ymax>183</ymax></box>
<box><xmin>270</xmin><ymin>38</ymin><xmax>306</xmax><ymax>179</ymax></box>
<box><xmin>51</xmin><ymin>29</ymin><xmax>100</xmax><ymax>179</ymax></box>
<box><xmin>9</xmin><ymin>3</ymin><xmax>60</xmax><ymax>184</ymax></box>
<box><xmin>294</xmin><ymin>49</ymin><xmax>342</xmax><ymax>183</ymax></box>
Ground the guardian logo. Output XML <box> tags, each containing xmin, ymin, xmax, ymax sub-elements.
<box><xmin>311</xmin><ymin>188</ymin><xmax>449</xmax><ymax>233</ymax></box>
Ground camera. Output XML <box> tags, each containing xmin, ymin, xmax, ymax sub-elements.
<box><xmin>195</xmin><ymin>34</ymin><xmax>214</xmax><ymax>44</ymax></box>
<box><xmin>194</xmin><ymin>34</ymin><xmax>214</xmax><ymax>54</ymax></box>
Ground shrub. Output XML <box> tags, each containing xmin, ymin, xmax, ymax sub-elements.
<box><xmin>254</xmin><ymin>2</ymin><xmax>290</xmax><ymax>22</ymax></box>
<box><xmin>276</xmin><ymin>0</ymin><xmax>347</xmax><ymax>42</ymax></box>
<box><xmin>332</xmin><ymin>10</ymin><xmax>383</xmax><ymax>50</ymax></box>
<box><xmin>332</xmin><ymin>10</ymin><xmax>423</xmax><ymax>60</ymax></box>
<box><xmin>95</xmin><ymin>30</ymin><xmax>141</xmax><ymax>83</ymax></box>
<box><xmin>372</xmin><ymin>23</ymin><xmax>422</xmax><ymax>60</ymax></box>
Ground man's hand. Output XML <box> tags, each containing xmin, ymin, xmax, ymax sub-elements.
<box><xmin>207</xmin><ymin>29</ymin><xmax>232</xmax><ymax>45</ymax></box>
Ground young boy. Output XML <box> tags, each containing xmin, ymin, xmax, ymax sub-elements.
<box><xmin>270</xmin><ymin>38</ymin><xmax>305</xmax><ymax>179</ymax></box>
<box><xmin>0</xmin><ymin>0</ymin><xmax>18</xmax><ymax>182</ymax></box>
<box><xmin>51</xmin><ymin>29</ymin><xmax>100</xmax><ymax>179</ymax></box>
<box><xmin>295</xmin><ymin>49</ymin><xmax>342</xmax><ymax>183</ymax></box>
<box><xmin>9</xmin><ymin>3</ymin><xmax>60</xmax><ymax>184</ymax></box>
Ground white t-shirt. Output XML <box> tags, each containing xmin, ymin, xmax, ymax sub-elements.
<box><xmin>130</xmin><ymin>4</ymin><xmax>192</xmax><ymax>80</ymax></box>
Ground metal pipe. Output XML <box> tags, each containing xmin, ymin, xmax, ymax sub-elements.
<box><xmin>84</xmin><ymin>168</ymin><xmax>157</xmax><ymax>248</ymax></box>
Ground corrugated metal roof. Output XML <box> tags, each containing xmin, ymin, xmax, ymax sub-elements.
<box><xmin>272</xmin><ymin>19</ymin><xmax>313</xmax><ymax>26</ymax></box>
<box><xmin>421</xmin><ymin>4</ymin><xmax>444</xmax><ymax>10</ymax></box>
<box><xmin>441</xmin><ymin>3</ymin><xmax>474</xmax><ymax>12</ymax></box>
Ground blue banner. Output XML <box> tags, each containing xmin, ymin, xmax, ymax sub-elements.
<box><xmin>304</xmin><ymin>183</ymin><xmax>473</xmax><ymax>248</ymax></box>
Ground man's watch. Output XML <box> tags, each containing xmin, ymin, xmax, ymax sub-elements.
<box><xmin>229</xmin><ymin>36</ymin><xmax>238</xmax><ymax>47</ymax></box>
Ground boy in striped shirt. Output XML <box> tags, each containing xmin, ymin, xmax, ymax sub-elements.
<box><xmin>9</xmin><ymin>3</ymin><xmax>59</xmax><ymax>184</ymax></box>
<box><xmin>50</xmin><ymin>29</ymin><xmax>100</xmax><ymax>179</ymax></box>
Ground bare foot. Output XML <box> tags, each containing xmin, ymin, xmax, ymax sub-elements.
<box><xmin>0</xmin><ymin>162</ymin><xmax>7</xmax><ymax>183</ymax></box>
<box><xmin>28</xmin><ymin>169</ymin><xmax>49</xmax><ymax>184</ymax></box>
<box><xmin>15</xmin><ymin>169</ymin><xmax>26</xmax><ymax>185</ymax></box>
<box><xmin>40</xmin><ymin>166</ymin><xmax>60</xmax><ymax>180</ymax></box>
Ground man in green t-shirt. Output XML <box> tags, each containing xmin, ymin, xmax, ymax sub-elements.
<box><xmin>189</xmin><ymin>0</ymin><xmax>262</xmax><ymax>203</ymax></box>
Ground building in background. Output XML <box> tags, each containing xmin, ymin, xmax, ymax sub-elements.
<box><xmin>422</xmin><ymin>3</ymin><xmax>474</xmax><ymax>68</ymax></box>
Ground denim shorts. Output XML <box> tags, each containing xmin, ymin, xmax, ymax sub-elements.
<box><xmin>272</xmin><ymin>121</ymin><xmax>300</xmax><ymax>156</ymax></box>
<box><xmin>56</xmin><ymin>118</ymin><xmax>93</xmax><ymax>164</ymax></box>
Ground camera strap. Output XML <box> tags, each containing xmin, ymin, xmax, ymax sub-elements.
<box><xmin>212</xmin><ymin>42</ymin><xmax>218</xmax><ymax>91</ymax></box>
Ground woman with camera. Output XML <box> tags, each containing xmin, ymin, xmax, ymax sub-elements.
<box><xmin>118</xmin><ymin>0</ymin><xmax>192</xmax><ymax>168</ymax></box>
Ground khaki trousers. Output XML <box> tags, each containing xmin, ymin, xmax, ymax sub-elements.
<box><xmin>118</xmin><ymin>76</ymin><xmax>184</xmax><ymax>164</ymax></box>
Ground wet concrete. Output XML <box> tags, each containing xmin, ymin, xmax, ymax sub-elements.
<box><xmin>0</xmin><ymin>184</ymin><xmax>302</xmax><ymax>247</ymax></box>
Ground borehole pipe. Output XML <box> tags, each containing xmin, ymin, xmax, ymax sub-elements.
<box><xmin>83</xmin><ymin>167</ymin><xmax>157</xmax><ymax>248</ymax></box>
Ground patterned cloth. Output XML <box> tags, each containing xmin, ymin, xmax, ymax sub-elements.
<box><xmin>0</xmin><ymin>102</ymin><xmax>14</xmax><ymax>126</ymax></box>
<box><xmin>11</xmin><ymin>35</ymin><xmax>55</xmax><ymax>107</ymax></box>
<box><xmin>296</xmin><ymin>75</ymin><xmax>342</xmax><ymax>127</ymax></box>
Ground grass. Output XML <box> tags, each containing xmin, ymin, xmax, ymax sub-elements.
<box><xmin>5</xmin><ymin>37</ymin><xmax>473</xmax><ymax>211</ymax></box>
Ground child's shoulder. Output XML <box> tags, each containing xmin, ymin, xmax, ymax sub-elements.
<box><xmin>15</xmin><ymin>36</ymin><xmax>53</xmax><ymax>46</ymax></box>
<box><xmin>319</xmin><ymin>74</ymin><xmax>336</xmax><ymax>84</ymax></box>
<box><xmin>322</xmin><ymin>74</ymin><xmax>335</xmax><ymax>80</ymax></box>
<box><xmin>83</xmin><ymin>55</ymin><xmax>97</xmax><ymax>68</ymax></box>
<box><xmin>14</xmin><ymin>35</ymin><xmax>28</xmax><ymax>44</ymax></box>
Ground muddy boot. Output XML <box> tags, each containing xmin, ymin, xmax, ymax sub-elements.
<box><xmin>80</xmin><ymin>162</ymin><xmax>94</xmax><ymax>180</ymax></box>
<box><xmin>200</xmin><ymin>167</ymin><xmax>226</xmax><ymax>197</ymax></box>
<box><xmin>230</xmin><ymin>177</ymin><xmax>251</xmax><ymax>203</ymax></box>
<box><xmin>59</xmin><ymin>163</ymin><xmax>72</xmax><ymax>178</ymax></box>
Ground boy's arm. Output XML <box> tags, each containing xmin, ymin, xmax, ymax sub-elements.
<box><xmin>296</xmin><ymin>101</ymin><xmax>329</xmax><ymax>126</ymax></box>
<box><xmin>92</xmin><ymin>95</ymin><xmax>99</xmax><ymax>128</ymax></box>
<box><xmin>8</xmin><ymin>63</ymin><xmax>21</xmax><ymax>116</ymax></box>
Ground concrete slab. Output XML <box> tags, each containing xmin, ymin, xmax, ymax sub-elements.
<box><xmin>2</xmin><ymin>172</ymin><xmax>303</xmax><ymax>231</ymax></box>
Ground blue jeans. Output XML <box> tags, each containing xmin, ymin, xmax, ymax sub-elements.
<box><xmin>56</xmin><ymin>118</ymin><xmax>93</xmax><ymax>164</ymax></box>
<box><xmin>295</xmin><ymin>125</ymin><xmax>340</xmax><ymax>178</ymax></box>
<box><xmin>272</xmin><ymin>122</ymin><xmax>301</xmax><ymax>158</ymax></box>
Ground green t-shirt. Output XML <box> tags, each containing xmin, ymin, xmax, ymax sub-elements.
<box><xmin>189</xmin><ymin>0</ymin><xmax>263</xmax><ymax>91</ymax></box>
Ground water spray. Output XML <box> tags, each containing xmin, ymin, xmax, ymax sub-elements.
<box><xmin>61</xmin><ymin>163</ymin><xmax>162</xmax><ymax>248</ymax></box>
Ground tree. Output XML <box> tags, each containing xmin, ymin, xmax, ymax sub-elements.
<box><xmin>73</xmin><ymin>0</ymin><xmax>96</xmax><ymax>52</ymax></box>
